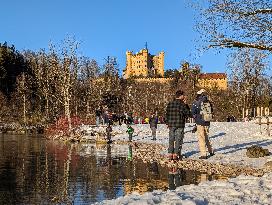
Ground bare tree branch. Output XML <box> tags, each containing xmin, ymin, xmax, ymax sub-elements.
<box><xmin>209</xmin><ymin>38</ymin><xmax>272</xmax><ymax>51</ymax></box>
<box><xmin>242</xmin><ymin>9</ymin><xmax>272</xmax><ymax>16</ymax></box>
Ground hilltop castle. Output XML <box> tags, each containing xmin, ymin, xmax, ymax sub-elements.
<box><xmin>123</xmin><ymin>48</ymin><xmax>164</xmax><ymax>79</ymax></box>
<box><xmin>123</xmin><ymin>47</ymin><xmax>228</xmax><ymax>90</ymax></box>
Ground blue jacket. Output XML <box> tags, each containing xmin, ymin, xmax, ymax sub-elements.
<box><xmin>191</xmin><ymin>95</ymin><xmax>212</xmax><ymax>126</ymax></box>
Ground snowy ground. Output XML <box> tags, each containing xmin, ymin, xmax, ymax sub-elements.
<box><xmin>95</xmin><ymin>173</ymin><xmax>272</xmax><ymax>205</ymax></box>
<box><xmin>81</xmin><ymin>122</ymin><xmax>272</xmax><ymax>205</ymax></box>
<box><xmin>82</xmin><ymin>122</ymin><xmax>272</xmax><ymax>169</ymax></box>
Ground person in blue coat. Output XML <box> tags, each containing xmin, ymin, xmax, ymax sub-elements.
<box><xmin>192</xmin><ymin>89</ymin><xmax>215</xmax><ymax>159</ymax></box>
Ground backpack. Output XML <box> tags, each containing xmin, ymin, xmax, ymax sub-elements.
<box><xmin>200</xmin><ymin>101</ymin><xmax>213</xmax><ymax>121</ymax></box>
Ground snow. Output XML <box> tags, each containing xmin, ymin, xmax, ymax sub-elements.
<box><xmin>81</xmin><ymin>122</ymin><xmax>272</xmax><ymax>205</ymax></box>
<box><xmin>96</xmin><ymin>173</ymin><xmax>272</xmax><ymax>205</ymax></box>
<box><xmin>83</xmin><ymin>122</ymin><xmax>272</xmax><ymax>169</ymax></box>
<box><xmin>95</xmin><ymin>173</ymin><xmax>272</xmax><ymax>205</ymax></box>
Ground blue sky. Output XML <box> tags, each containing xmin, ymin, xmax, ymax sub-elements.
<box><xmin>0</xmin><ymin>0</ymin><xmax>230</xmax><ymax>75</ymax></box>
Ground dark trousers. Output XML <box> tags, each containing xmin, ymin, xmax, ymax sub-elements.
<box><xmin>168</xmin><ymin>173</ymin><xmax>181</xmax><ymax>190</ymax></box>
<box><xmin>128</xmin><ymin>133</ymin><xmax>133</xmax><ymax>141</ymax></box>
<box><xmin>151</xmin><ymin>127</ymin><xmax>156</xmax><ymax>139</ymax></box>
<box><xmin>168</xmin><ymin>127</ymin><xmax>184</xmax><ymax>155</ymax></box>
<box><xmin>107</xmin><ymin>134</ymin><xmax>111</xmax><ymax>141</ymax></box>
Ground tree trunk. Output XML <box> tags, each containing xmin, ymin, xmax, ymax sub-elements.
<box><xmin>86</xmin><ymin>100</ymin><xmax>90</xmax><ymax>118</ymax></box>
<box><xmin>64</xmin><ymin>93</ymin><xmax>71</xmax><ymax>131</ymax></box>
<box><xmin>45</xmin><ymin>94</ymin><xmax>49</xmax><ymax>120</ymax></box>
<box><xmin>22</xmin><ymin>73</ymin><xmax>26</xmax><ymax>126</ymax></box>
<box><xmin>23</xmin><ymin>93</ymin><xmax>26</xmax><ymax>126</ymax></box>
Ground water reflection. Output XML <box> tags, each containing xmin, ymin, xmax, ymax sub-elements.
<box><xmin>0</xmin><ymin>135</ymin><xmax>228</xmax><ymax>204</ymax></box>
<box><xmin>168</xmin><ymin>167</ymin><xmax>182</xmax><ymax>190</ymax></box>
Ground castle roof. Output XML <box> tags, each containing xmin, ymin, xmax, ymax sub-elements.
<box><xmin>199</xmin><ymin>73</ymin><xmax>227</xmax><ymax>79</ymax></box>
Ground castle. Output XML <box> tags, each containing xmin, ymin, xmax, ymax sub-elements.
<box><xmin>123</xmin><ymin>48</ymin><xmax>164</xmax><ymax>79</ymax></box>
<box><xmin>123</xmin><ymin>47</ymin><xmax>228</xmax><ymax>90</ymax></box>
<box><xmin>198</xmin><ymin>73</ymin><xmax>227</xmax><ymax>90</ymax></box>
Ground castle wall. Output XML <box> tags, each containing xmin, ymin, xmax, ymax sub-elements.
<box><xmin>197</xmin><ymin>73</ymin><xmax>228</xmax><ymax>90</ymax></box>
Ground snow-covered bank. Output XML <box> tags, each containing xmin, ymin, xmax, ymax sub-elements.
<box><xmin>81</xmin><ymin>122</ymin><xmax>272</xmax><ymax>169</ymax></box>
<box><xmin>82</xmin><ymin>122</ymin><xmax>272</xmax><ymax>204</ymax></box>
<box><xmin>95</xmin><ymin>173</ymin><xmax>272</xmax><ymax>205</ymax></box>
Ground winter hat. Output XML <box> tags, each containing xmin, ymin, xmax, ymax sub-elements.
<box><xmin>197</xmin><ymin>89</ymin><xmax>206</xmax><ymax>95</ymax></box>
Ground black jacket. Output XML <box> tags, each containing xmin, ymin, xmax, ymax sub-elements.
<box><xmin>95</xmin><ymin>109</ymin><xmax>102</xmax><ymax>117</ymax></box>
<box><xmin>165</xmin><ymin>99</ymin><xmax>190</xmax><ymax>128</ymax></box>
<box><xmin>149</xmin><ymin>116</ymin><xmax>158</xmax><ymax>128</ymax></box>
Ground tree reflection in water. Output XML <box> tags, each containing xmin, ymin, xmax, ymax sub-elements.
<box><xmin>0</xmin><ymin>135</ymin><xmax>229</xmax><ymax>204</ymax></box>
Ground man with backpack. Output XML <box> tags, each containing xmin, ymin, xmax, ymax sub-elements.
<box><xmin>165</xmin><ymin>90</ymin><xmax>191</xmax><ymax>160</ymax></box>
<box><xmin>192</xmin><ymin>89</ymin><xmax>215</xmax><ymax>159</ymax></box>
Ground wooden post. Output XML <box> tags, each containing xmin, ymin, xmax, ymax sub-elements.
<box><xmin>253</xmin><ymin>108</ymin><xmax>256</xmax><ymax>118</ymax></box>
<box><xmin>264</xmin><ymin>107</ymin><xmax>270</xmax><ymax>116</ymax></box>
<box><xmin>257</xmin><ymin>107</ymin><xmax>260</xmax><ymax>117</ymax></box>
<box><xmin>242</xmin><ymin>108</ymin><xmax>245</xmax><ymax>119</ymax></box>
<box><xmin>261</xmin><ymin>107</ymin><xmax>263</xmax><ymax>116</ymax></box>
<box><xmin>245</xmin><ymin>109</ymin><xmax>249</xmax><ymax>117</ymax></box>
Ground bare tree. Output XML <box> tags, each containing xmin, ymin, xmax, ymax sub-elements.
<box><xmin>48</xmin><ymin>37</ymin><xmax>80</xmax><ymax>131</ymax></box>
<box><xmin>195</xmin><ymin>0</ymin><xmax>272</xmax><ymax>51</ymax></box>
<box><xmin>0</xmin><ymin>91</ymin><xmax>10</xmax><ymax>121</ymax></box>
<box><xmin>79</xmin><ymin>58</ymin><xmax>101</xmax><ymax>118</ymax></box>
<box><xmin>228</xmin><ymin>48</ymin><xmax>269</xmax><ymax>109</ymax></box>
<box><xmin>15</xmin><ymin>73</ymin><xmax>32</xmax><ymax>125</ymax></box>
<box><xmin>24</xmin><ymin>50</ymin><xmax>55</xmax><ymax>121</ymax></box>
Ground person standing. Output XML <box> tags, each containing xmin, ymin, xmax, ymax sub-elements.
<box><xmin>165</xmin><ymin>90</ymin><xmax>190</xmax><ymax>160</ymax></box>
<box><xmin>149</xmin><ymin>113</ymin><xmax>158</xmax><ymax>140</ymax></box>
<box><xmin>192</xmin><ymin>89</ymin><xmax>215</xmax><ymax>159</ymax></box>
<box><xmin>95</xmin><ymin>107</ymin><xmax>102</xmax><ymax>126</ymax></box>
<box><xmin>126</xmin><ymin>124</ymin><xmax>134</xmax><ymax>142</ymax></box>
<box><xmin>104</xmin><ymin>109</ymin><xmax>110</xmax><ymax>125</ymax></box>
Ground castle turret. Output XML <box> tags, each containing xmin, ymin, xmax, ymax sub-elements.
<box><xmin>157</xmin><ymin>51</ymin><xmax>164</xmax><ymax>77</ymax></box>
<box><xmin>124</xmin><ymin>51</ymin><xmax>133</xmax><ymax>78</ymax></box>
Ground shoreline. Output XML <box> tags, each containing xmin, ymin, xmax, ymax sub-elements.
<box><xmin>95</xmin><ymin>172</ymin><xmax>272</xmax><ymax>205</ymax></box>
<box><xmin>113</xmin><ymin>141</ymin><xmax>269</xmax><ymax>177</ymax></box>
<box><xmin>2</xmin><ymin>121</ymin><xmax>272</xmax><ymax>204</ymax></box>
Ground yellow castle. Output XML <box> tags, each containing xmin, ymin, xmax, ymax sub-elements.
<box><xmin>122</xmin><ymin>48</ymin><xmax>228</xmax><ymax>90</ymax></box>
<box><xmin>198</xmin><ymin>73</ymin><xmax>227</xmax><ymax>90</ymax></box>
<box><xmin>123</xmin><ymin>47</ymin><xmax>164</xmax><ymax>79</ymax></box>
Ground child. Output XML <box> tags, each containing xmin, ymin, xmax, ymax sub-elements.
<box><xmin>149</xmin><ymin>113</ymin><xmax>158</xmax><ymax>140</ymax></box>
<box><xmin>126</xmin><ymin>125</ymin><xmax>134</xmax><ymax>142</ymax></box>
<box><xmin>106</xmin><ymin>124</ymin><xmax>113</xmax><ymax>144</ymax></box>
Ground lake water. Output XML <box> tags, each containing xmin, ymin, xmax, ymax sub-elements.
<box><xmin>0</xmin><ymin>135</ymin><xmax>228</xmax><ymax>204</ymax></box>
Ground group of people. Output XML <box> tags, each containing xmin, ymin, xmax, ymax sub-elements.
<box><xmin>95</xmin><ymin>108</ymin><xmax>134</xmax><ymax>126</ymax></box>
<box><xmin>165</xmin><ymin>89</ymin><xmax>214</xmax><ymax>160</ymax></box>
<box><xmin>98</xmin><ymin>88</ymin><xmax>215</xmax><ymax>160</ymax></box>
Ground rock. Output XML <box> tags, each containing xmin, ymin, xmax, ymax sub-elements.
<box><xmin>264</xmin><ymin>161</ymin><xmax>272</xmax><ymax>169</ymax></box>
<box><xmin>246</xmin><ymin>145</ymin><xmax>270</xmax><ymax>158</ymax></box>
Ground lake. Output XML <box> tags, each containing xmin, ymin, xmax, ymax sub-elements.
<box><xmin>0</xmin><ymin>134</ymin><xmax>228</xmax><ymax>204</ymax></box>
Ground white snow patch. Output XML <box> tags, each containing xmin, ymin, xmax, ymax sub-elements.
<box><xmin>81</xmin><ymin>122</ymin><xmax>272</xmax><ymax>169</ymax></box>
<box><xmin>80</xmin><ymin>122</ymin><xmax>272</xmax><ymax>204</ymax></box>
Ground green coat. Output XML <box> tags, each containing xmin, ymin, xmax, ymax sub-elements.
<box><xmin>127</xmin><ymin>126</ymin><xmax>134</xmax><ymax>134</ymax></box>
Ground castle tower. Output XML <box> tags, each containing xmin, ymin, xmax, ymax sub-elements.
<box><xmin>124</xmin><ymin>51</ymin><xmax>133</xmax><ymax>79</ymax></box>
<box><xmin>157</xmin><ymin>51</ymin><xmax>164</xmax><ymax>77</ymax></box>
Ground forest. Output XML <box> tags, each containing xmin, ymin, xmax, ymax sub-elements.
<box><xmin>0</xmin><ymin>38</ymin><xmax>271</xmax><ymax>129</ymax></box>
